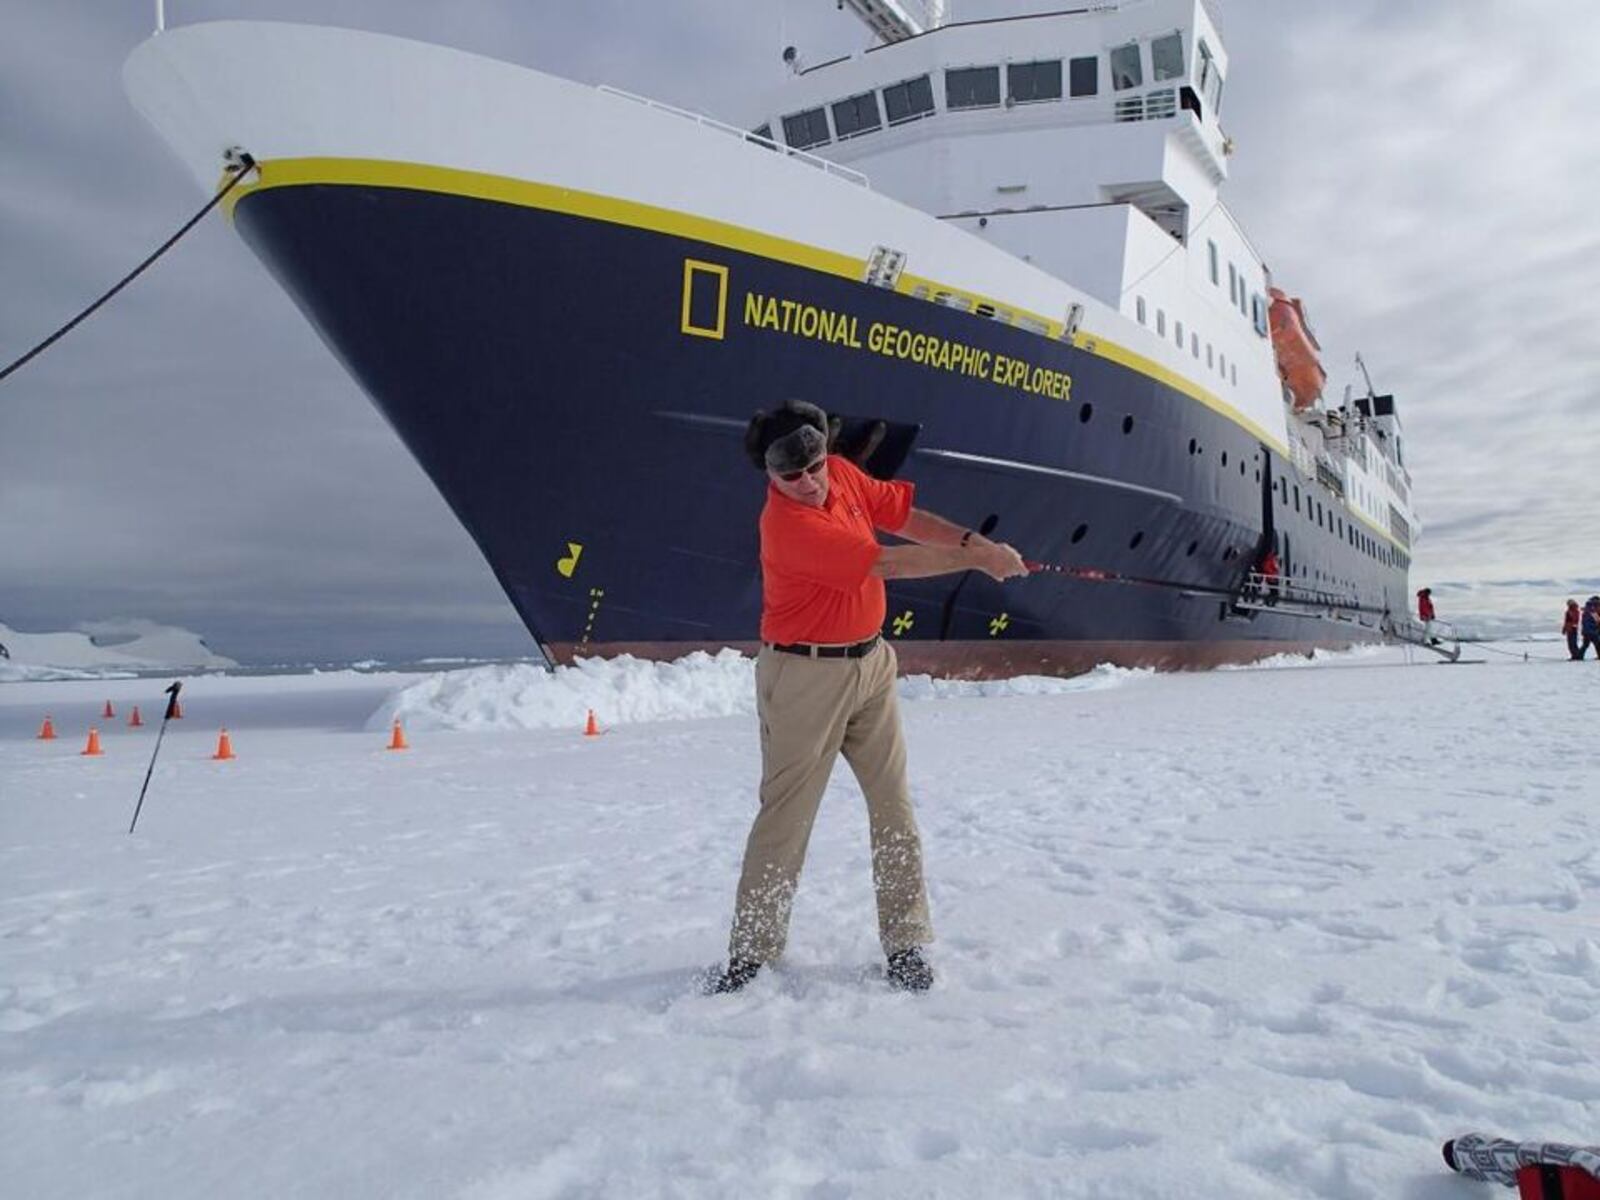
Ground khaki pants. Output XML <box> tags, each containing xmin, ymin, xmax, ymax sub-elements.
<box><xmin>728</xmin><ymin>640</ymin><xmax>933</xmax><ymax>963</ymax></box>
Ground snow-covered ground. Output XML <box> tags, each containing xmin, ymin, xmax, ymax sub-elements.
<box><xmin>2</xmin><ymin>646</ymin><xmax>1595</xmax><ymax>1199</ymax></box>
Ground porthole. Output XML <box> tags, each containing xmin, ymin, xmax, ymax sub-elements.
<box><xmin>1240</xmin><ymin>461</ymin><xmax>1247</xmax><ymax>477</ymax></box>
<box><xmin>1078</xmin><ymin>403</ymin><xmax>1093</xmax><ymax>424</ymax></box>
<box><xmin>1129</xmin><ymin>530</ymin><xmax>1144</xmax><ymax>549</ymax></box>
<box><xmin>1221</xmin><ymin>451</ymin><xmax>1228</xmax><ymax>467</ymax></box>
<box><xmin>1122</xmin><ymin>415</ymin><xmax>1134</xmax><ymax>434</ymax></box>
<box><xmin>1188</xmin><ymin>437</ymin><xmax>1197</xmax><ymax>455</ymax></box>
<box><xmin>1070</xmin><ymin>523</ymin><xmax>1089</xmax><ymax>544</ymax></box>
<box><xmin>1186</xmin><ymin>540</ymin><xmax>1198</xmax><ymax>556</ymax></box>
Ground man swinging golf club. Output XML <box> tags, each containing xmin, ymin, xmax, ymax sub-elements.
<box><xmin>710</xmin><ymin>400</ymin><xmax>1028</xmax><ymax>994</ymax></box>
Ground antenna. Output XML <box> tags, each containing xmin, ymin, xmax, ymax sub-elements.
<box><xmin>156</xmin><ymin>0</ymin><xmax>165</xmax><ymax>33</ymax></box>
<box><xmin>1355</xmin><ymin>352</ymin><xmax>1378</xmax><ymax>401</ymax></box>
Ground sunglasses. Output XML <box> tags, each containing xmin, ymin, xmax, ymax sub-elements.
<box><xmin>777</xmin><ymin>458</ymin><xmax>827</xmax><ymax>484</ymax></box>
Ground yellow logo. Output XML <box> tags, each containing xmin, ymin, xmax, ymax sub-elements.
<box><xmin>556</xmin><ymin>542</ymin><xmax>584</xmax><ymax>578</ymax></box>
<box><xmin>988</xmin><ymin>613</ymin><xmax>1010</xmax><ymax>637</ymax></box>
<box><xmin>680</xmin><ymin>259</ymin><xmax>729</xmax><ymax>340</ymax></box>
<box><xmin>891</xmin><ymin>610</ymin><xmax>914</xmax><ymax>636</ymax></box>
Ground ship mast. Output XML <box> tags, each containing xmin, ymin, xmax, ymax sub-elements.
<box><xmin>836</xmin><ymin>0</ymin><xmax>949</xmax><ymax>44</ymax></box>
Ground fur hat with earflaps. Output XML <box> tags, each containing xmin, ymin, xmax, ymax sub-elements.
<box><xmin>745</xmin><ymin>399</ymin><xmax>830</xmax><ymax>472</ymax></box>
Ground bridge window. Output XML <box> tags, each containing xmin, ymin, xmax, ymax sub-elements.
<box><xmin>1151</xmin><ymin>33</ymin><xmax>1184</xmax><ymax>82</ymax></box>
<box><xmin>1192</xmin><ymin>332</ymin><xmax>1200</xmax><ymax>358</ymax></box>
<box><xmin>1110</xmin><ymin>43</ymin><xmax>1142</xmax><ymax>91</ymax></box>
<box><xmin>1069</xmin><ymin>55</ymin><xmax>1098</xmax><ymax>97</ymax></box>
<box><xmin>781</xmin><ymin>107</ymin><xmax>830</xmax><ymax>150</ymax></box>
<box><xmin>1156</xmin><ymin>309</ymin><xmax>1166</xmax><ymax>336</ymax></box>
<box><xmin>946</xmin><ymin>66</ymin><xmax>1001</xmax><ymax>109</ymax></box>
<box><xmin>1136</xmin><ymin>296</ymin><xmax>1147</xmax><ymax>324</ymax></box>
<box><xmin>1197</xmin><ymin>39</ymin><xmax>1215</xmax><ymax>95</ymax></box>
<box><xmin>831</xmin><ymin>91</ymin><xmax>882</xmax><ymax>138</ymax></box>
<box><xmin>1008</xmin><ymin>60</ymin><xmax>1063</xmax><ymax>103</ymax></box>
<box><xmin>883</xmin><ymin>74</ymin><xmax>935</xmax><ymax>124</ymax></box>
<box><xmin>1208</xmin><ymin>240</ymin><xmax>1218</xmax><ymax>285</ymax></box>
<box><xmin>1228</xmin><ymin>263</ymin><xmax>1238</xmax><ymax>305</ymax></box>
<box><xmin>1251</xmin><ymin>293</ymin><xmax>1268</xmax><ymax>336</ymax></box>
<box><xmin>1175</xmin><ymin>319</ymin><xmax>1184</xmax><ymax>348</ymax></box>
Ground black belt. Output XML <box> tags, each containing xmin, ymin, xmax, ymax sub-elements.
<box><xmin>768</xmin><ymin>635</ymin><xmax>880</xmax><ymax>659</ymax></box>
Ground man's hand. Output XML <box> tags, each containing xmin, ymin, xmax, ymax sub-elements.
<box><xmin>973</xmin><ymin>539</ymin><xmax>1029</xmax><ymax>581</ymax></box>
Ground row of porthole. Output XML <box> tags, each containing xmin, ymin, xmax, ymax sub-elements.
<box><xmin>1275</xmin><ymin>476</ymin><xmax>1408</xmax><ymax>569</ymax></box>
<box><xmin>1134</xmin><ymin>297</ymin><xmax>1245</xmax><ymax>388</ymax></box>
<box><xmin>1074</xmin><ymin>414</ymin><xmax>1405</xmax><ymax>575</ymax></box>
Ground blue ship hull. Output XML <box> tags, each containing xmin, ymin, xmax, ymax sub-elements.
<box><xmin>233</xmin><ymin>177</ymin><xmax>1408</xmax><ymax>676</ymax></box>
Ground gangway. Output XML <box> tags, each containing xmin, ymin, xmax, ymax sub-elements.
<box><xmin>1382</xmin><ymin>615</ymin><xmax>1463</xmax><ymax>662</ymax></box>
<box><xmin>1230</xmin><ymin>572</ymin><xmax>1461</xmax><ymax>661</ymax></box>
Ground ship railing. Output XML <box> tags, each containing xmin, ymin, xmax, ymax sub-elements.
<box><xmin>596</xmin><ymin>85</ymin><xmax>870</xmax><ymax>188</ymax></box>
<box><xmin>1239</xmin><ymin>572</ymin><xmax>1364</xmax><ymax>616</ymax></box>
<box><xmin>1314</xmin><ymin>454</ymin><xmax>1345</xmax><ymax>499</ymax></box>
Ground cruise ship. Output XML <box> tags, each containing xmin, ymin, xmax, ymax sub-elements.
<box><xmin>124</xmin><ymin>1</ymin><xmax>1420</xmax><ymax>677</ymax></box>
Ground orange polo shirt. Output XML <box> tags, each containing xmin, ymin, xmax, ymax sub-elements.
<box><xmin>759</xmin><ymin>455</ymin><xmax>914</xmax><ymax>644</ymax></box>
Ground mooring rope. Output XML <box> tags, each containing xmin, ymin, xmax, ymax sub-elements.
<box><xmin>0</xmin><ymin>153</ymin><xmax>256</xmax><ymax>386</ymax></box>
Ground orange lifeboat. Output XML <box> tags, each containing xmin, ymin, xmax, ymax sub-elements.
<box><xmin>1267</xmin><ymin>287</ymin><xmax>1326</xmax><ymax>411</ymax></box>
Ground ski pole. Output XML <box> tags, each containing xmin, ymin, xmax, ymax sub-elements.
<box><xmin>128</xmin><ymin>680</ymin><xmax>182</xmax><ymax>835</ymax></box>
<box><xmin>1024</xmin><ymin>559</ymin><xmax>1240</xmax><ymax>598</ymax></box>
<box><xmin>1026</xmin><ymin>558</ymin><xmax>1396</xmax><ymax>619</ymax></box>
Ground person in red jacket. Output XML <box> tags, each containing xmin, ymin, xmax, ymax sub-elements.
<box><xmin>1259</xmin><ymin>546</ymin><xmax>1281</xmax><ymax>605</ymax></box>
<box><xmin>1564</xmin><ymin>599</ymin><xmax>1583</xmax><ymax>660</ymax></box>
<box><xmin>709</xmin><ymin>399</ymin><xmax>1028</xmax><ymax>994</ymax></box>
<box><xmin>1417</xmin><ymin>587</ymin><xmax>1438</xmax><ymax>644</ymax></box>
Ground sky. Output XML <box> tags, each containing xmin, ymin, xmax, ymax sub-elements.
<box><xmin>2</xmin><ymin>0</ymin><xmax>1596</xmax><ymax>662</ymax></box>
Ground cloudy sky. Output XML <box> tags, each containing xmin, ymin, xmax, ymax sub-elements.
<box><xmin>2</xmin><ymin>0</ymin><xmax>1596</xmax><ymax>662</ymax></box>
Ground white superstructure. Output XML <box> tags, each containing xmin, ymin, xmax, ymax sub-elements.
<box><xmin>755</xmin><ymin>0</ymin><xmax>1418</xmax><ymax>557</ymax></box>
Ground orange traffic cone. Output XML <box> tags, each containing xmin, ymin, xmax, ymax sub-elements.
<box><xmin>583</xmin><ymin>709</ymin><xmax>601</xmax><ymax>737</ymax></box>
<box><xmin>81</xmin><ymin>727</ymin><xmax>104</xmax><ymax>756</ymax></box>
<box><xmin>103</xmin><ymin>700</ymin><xmax>116</xmax><ymax>719</ymax></box>
<box><xmin>37</xmin><ymin>715</ymin><xmax>56</xmax><ymax>740</ymax></box>
<box><xmin>212</xmin><ymin>729</ymin><xmax>235</xmax><ymax>760</ymax></box>
<box><xmin>387</xmin><ymin>720</ymin><xmax>408</xmax><ymax>751</ymax></box>
<box><xmin>129</xmin><ymin>706</ymin><xmax>144</xmax><ymax>728</ymax></box>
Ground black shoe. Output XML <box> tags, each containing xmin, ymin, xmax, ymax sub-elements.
<box><xmin>707</xmin><ymin>958</ymin><xmax>761</xmax><ymax>994</ymax></box>
<box><xmin>886</xmin><ymin>947</ymin><xmax>934</xmax><ymax>992</ymax></box>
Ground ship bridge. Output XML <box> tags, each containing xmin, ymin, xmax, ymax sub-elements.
<box><xmin>755</xmin><ymin>0</ymin><xmax>1230</xmax><ymax>237</ymax></box>
<box><xmin>751</xmin><ymin>1</ymin><xmax>1281</xmax><ymax>447</ymax></box>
